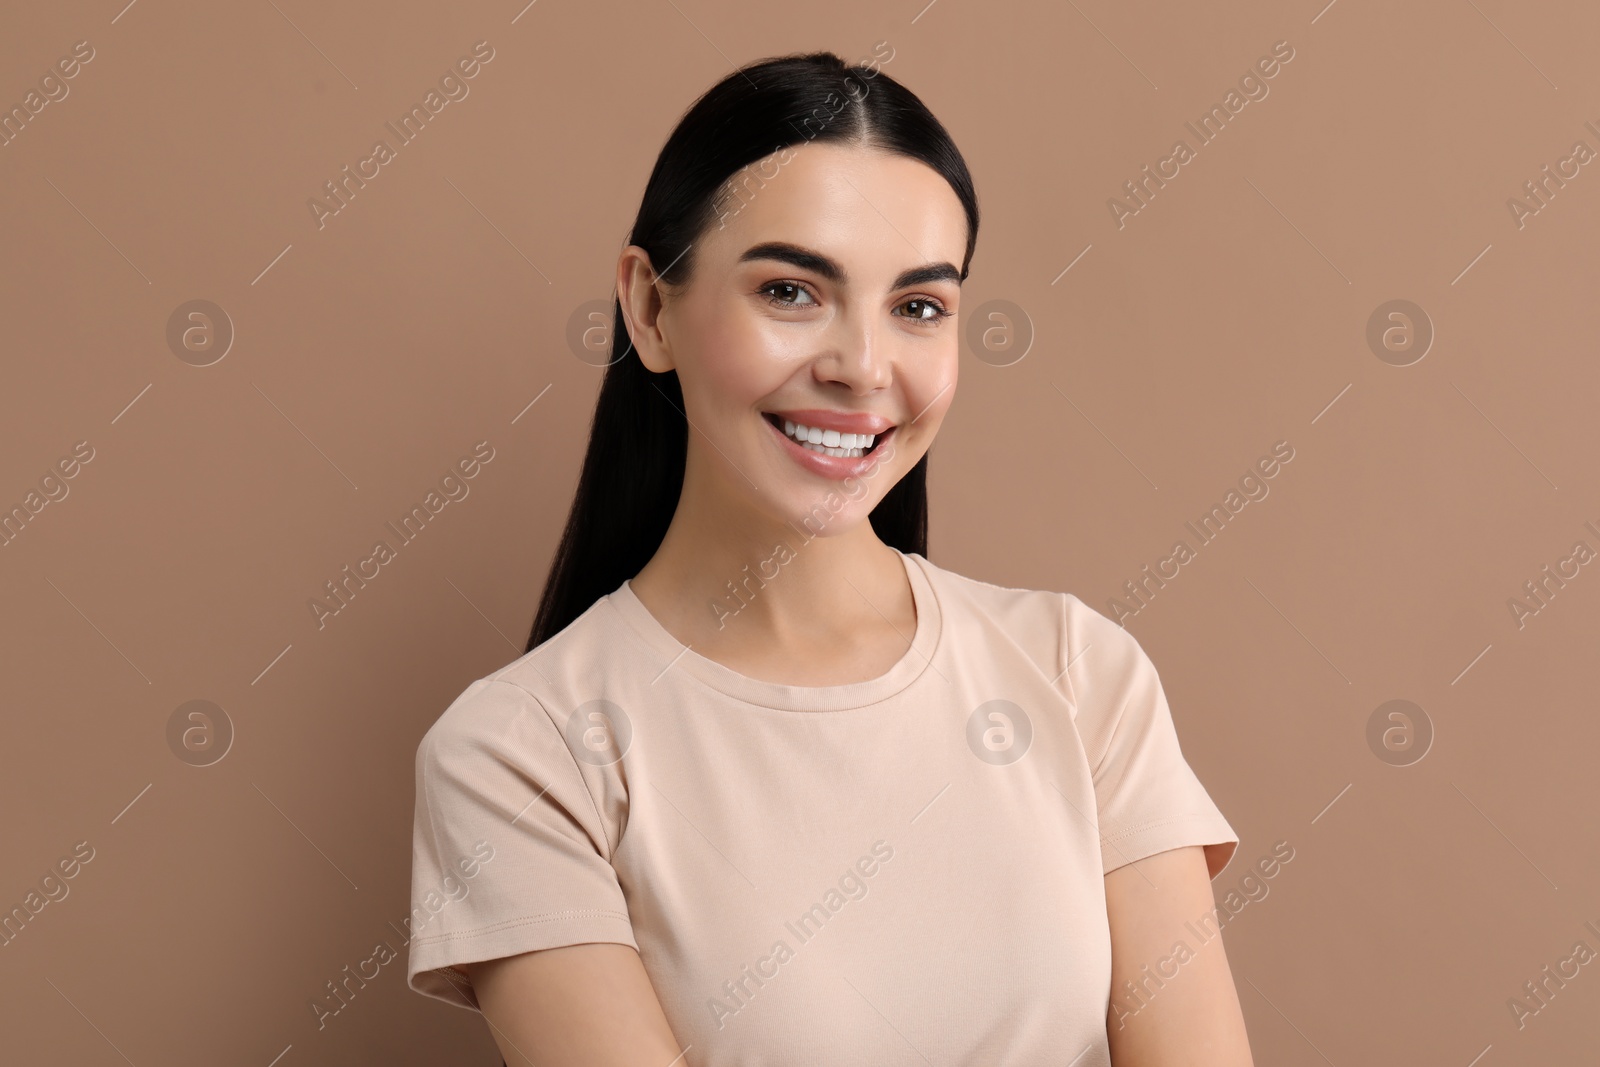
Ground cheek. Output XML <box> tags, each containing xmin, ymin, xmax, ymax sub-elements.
<box><xmin>688</xmin><ymin>310</ymin><xmax>794</xmax><ymax>408</ymax></box>
<box><xmin>905</xmin><ymin>346</ymin><xmax>959</xmax><ymax>423</ymax></box>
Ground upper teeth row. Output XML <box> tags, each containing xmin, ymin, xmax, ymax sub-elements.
<box><xmin>783</xmin><ymin>420</ymin><xmax>877</xmax><ymax>450</ymax></box>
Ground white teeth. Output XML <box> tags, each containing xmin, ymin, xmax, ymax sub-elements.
<box><xmin>773</xmin><ymin>418</ymin><xmax>884</xmax><ymax>459</ymax></box>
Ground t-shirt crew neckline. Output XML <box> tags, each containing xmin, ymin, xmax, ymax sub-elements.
<box><xmin>605</xmin><ymin>549</ymin><xmax>942</xmax><ymax>713</ymax></box>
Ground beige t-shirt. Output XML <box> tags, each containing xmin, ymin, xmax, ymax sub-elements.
<box><xmin>407</xmin><ymin>550</ymin><xmax>1238</xmax><ymax>1065</ymax></box>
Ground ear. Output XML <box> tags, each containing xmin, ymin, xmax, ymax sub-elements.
<box><xmin>616</xmin><ymin>245</ymin><xmax>675</xmax><ymax>373</ymax></box>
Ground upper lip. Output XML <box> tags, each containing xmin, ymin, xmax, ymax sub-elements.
<box><xmin>764</xmin><ymin>408</ymin><xmax>895</xmax><ymax>435</ymax></box>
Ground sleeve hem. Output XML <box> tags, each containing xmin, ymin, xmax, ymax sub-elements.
<box><xmin>1101</xmin><ymin>812</ymin><xmax>1239</xmax><ymax>881</ymax></box>
<box><xmin>407</xmin><ymin>911</ymin><xmax>639</xmax><ymax>1013</ymax></box>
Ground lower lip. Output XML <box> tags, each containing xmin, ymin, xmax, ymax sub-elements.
<box><xmin>764</xmin><ymin>417</ymin><xmax>894</xmax><ymax>480</ymax></box>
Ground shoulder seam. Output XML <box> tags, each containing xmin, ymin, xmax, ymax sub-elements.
<box><xmin>482</xmin><ymin>676</ymin><xmax>622</xmax><ymax>861</ymax></box>
<box><xmin>1057</xmin><ymin>591</ymin><xmax>1079</xmax><ymax>710</ymax></box>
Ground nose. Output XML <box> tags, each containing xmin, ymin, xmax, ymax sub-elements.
<box><xmin>814</xmin><ymin>307</ymin><xmax>892</xmax><ymax>394</ymax></box>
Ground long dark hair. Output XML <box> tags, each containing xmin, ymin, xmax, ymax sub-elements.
<box><xmin>525</xmin><ymin>49</ymin><xmax>980</xmax><ymax>652</ymax></box>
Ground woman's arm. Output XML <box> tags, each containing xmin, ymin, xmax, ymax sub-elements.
<box><xmin>1104</xmin><ymin>845</ymin><xmax>1255</xmax><ymax>1066</ymax></box>
<box><xmin>464</xmin><ymin>943</ymin><xmax>693</xmax><ymax>1067</ymax></box>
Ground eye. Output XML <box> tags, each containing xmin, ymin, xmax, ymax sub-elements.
<box><xmin>759</xmin><ymin>280</ymin><xmax>819</xmax><ymax>309</ymax></box>
<box><xmin>896</xmin><ymin>296</ymin><xmax>954</xmax><ymax>325</ymax></box>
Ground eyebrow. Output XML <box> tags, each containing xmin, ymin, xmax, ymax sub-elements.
<box><xmin>737</xmin><ymin>241</ymin><xmax>963</xmax><ymax>291</ymax></box>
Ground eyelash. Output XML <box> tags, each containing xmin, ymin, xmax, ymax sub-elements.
<box><xmin>759</xmin><ymin>280</ymin><xmax>953</xmax><ymax>325</ymax></box>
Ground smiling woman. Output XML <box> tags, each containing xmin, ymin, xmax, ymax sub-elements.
<box><xmin>407</xmin><ymin>50</ymin><xmax>1254</xmax><ymax>1067</ymax></box>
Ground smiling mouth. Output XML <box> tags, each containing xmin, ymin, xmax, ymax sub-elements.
<box><xmin>762</xmin><ymin>413</ymin><xmax>891</xmax><ymax>458</ymax></box>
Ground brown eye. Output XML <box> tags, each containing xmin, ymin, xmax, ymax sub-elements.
<box><xmin>761</xmin><ymin>281</ymin><xmax>819</xmax><ymax>308</ymax></box>
<box><xmin>897</xmin><ymin>297</ymin><xmax>952</xmax><ymax>324</ymax></box>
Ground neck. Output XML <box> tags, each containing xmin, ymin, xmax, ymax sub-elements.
<box><xmin>629</xmin><ymin>465</ymin><xmax>910</xmax><ymax>654</ymax></box>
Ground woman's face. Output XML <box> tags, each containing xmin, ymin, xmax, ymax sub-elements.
<box><xmin>625</xmin><ymin>140</ymin><xmax>968</xmax><ymax>537</ymax></box>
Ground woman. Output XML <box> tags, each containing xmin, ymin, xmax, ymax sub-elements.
<box><xmin>407</xmin><ymin>50</ymin><xmax>1255</xmax><ymax>1066</ymax></box>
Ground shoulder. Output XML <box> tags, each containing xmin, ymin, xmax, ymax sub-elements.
<box><xmin>416</xmin><ymin>594</ymin><xmax>622</xmax><ymax>765</ymax></box>
<box><xmin>911</xmin><ymin>553</ymin><xmax>1073</xmax><ymax>673</ymax></box>
<box><xmin>911</xmin><ymin>554</ymin><xmax>1149</xmax><ymax>688</ymax></box>
<box><xmin>912</xmin><ymin>552</ymin><xmax>1066</xmax><ymax>619</ymax></box>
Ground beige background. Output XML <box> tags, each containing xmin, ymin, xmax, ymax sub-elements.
<box><xmin>2</xmin><ymin>0</ymin><xmax>1597</xmax><ymax>1063</ymax></box>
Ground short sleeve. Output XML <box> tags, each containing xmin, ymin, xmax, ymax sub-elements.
<box><xmin>406</xmin><ymin>676</ymin><xmax>638</xmax><ymax>1012</ymax></box>
<box><xmin>1060</xmin><ymin>594</ymin><xmax>1239</xmax><ymax>880</ymax></box>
